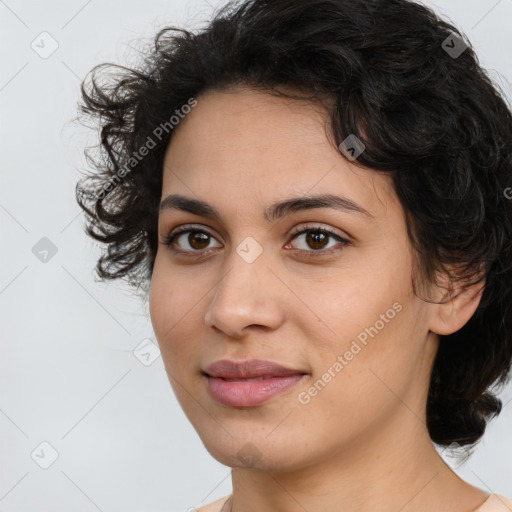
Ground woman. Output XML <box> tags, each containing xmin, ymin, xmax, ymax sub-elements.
<box><xmin>75</xmin><ymin>0</ymin><xmax>512</xmax><ymax>510</ymax></box>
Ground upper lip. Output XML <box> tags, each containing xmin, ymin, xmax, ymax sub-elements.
<box><xmin>204</xmin><ymin>359</ymin><xmax>308</xmax><ymax>379</ymax></box>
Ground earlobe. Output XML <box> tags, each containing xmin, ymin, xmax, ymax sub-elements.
<box><xmin>428</xmin><ymin>272</ymin><xmax>486</xmax><ymax>336</ymax></box>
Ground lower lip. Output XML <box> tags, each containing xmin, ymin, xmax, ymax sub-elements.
<box><xmin>205</xmin><ymin>374</ymin><xmax>306</xmax><ymax>407</ymax></box>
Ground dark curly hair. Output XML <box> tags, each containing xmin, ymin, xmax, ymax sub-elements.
<box><xmin>75</xmin><ymin>0</ymin><xmax>512</xmax><ymax>453</ymax></box>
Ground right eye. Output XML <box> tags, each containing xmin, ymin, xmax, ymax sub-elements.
<box><xmin>162</xmin><ymin>225</ymin><xmax>222</xmax><ymax>255</ymax></box>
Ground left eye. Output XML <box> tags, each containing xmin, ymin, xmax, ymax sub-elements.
<box><xmin>162</xmin><ymin>224</ymin><xmax>350</xmax><ymax>257</ymax></box>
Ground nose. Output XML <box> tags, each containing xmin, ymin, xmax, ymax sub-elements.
<box><xmin>204</xmin><ymin>243</ymin><xmax>286</xmax><ymax>338</ymax></box>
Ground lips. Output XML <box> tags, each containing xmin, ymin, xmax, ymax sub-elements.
<box><xmin>203</xmin><ymin>359</ymin><xmax>308</xmax><ymax>379</ymax></box>
<box><xmin>202</xmin><ymin>359</ymin><xmax>308</xmax><ymax>407</ymax></box>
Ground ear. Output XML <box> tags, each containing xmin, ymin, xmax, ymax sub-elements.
<box><xmin>428</xmin><ymin>266</ymin><xmax>486</xmax><ymax>336</ymax></box>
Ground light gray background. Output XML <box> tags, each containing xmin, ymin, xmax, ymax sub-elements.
<box><xmin>1</xmin><ymin>1</ymin><xmax>511</xmax><ymax>511</ymax></box>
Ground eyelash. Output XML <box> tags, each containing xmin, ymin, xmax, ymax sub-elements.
<box><xmin>161</xmin><ymin>223</ymin><xmax>351</xmax><ymax>258</ymax></box>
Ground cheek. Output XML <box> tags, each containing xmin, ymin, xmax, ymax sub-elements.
<box><xmin>297</xmin><ymin>256</ymin><xmax>417</xmax><ymax>407</ymax></box>
<box><xmin>297</xmin><ymin>308</ymin><xmax>417</xmax><ymax>442</ymax></box>
<box><xmin>149</xmin><ymin>258</ymin><xmax>184</xmax><ymax>352</ymax></box>
<box><xmin>148</xmin><ymin>261</ymin><xmax>168</xmax><ymax>339</ymax></box>
<box><xmin>149</xmin><ymin>260</ymin><xmax>203</xmax><ymax>367</ymax></box>
<box><xmin>300</xmin><ymin>255</ymin><xmax>408</xmax><ymax>350</ymax></box>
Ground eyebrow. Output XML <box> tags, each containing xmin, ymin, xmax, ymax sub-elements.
<box><xmin>159</xmin><ymin>193</ymin><xmax>374</xmax><ymax>223</ymax></box>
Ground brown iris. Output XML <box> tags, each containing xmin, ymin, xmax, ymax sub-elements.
<box><xmin>188</xmin><ymin>231</ymin><xmax>210</xmax><ymax>250</ymax></box>
<box><xmin>305</xmin><ymin>231</ymin><xmax>329</xmax><ymax>250</ymax></box>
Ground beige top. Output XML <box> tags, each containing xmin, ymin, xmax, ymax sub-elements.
<box><xmin>476</xmin><ymin>494</ymin><xmax>512</xmax><ymax>512</ymax></box>
<box><xmin>192</xmin><ymin>493</ymin><xmax>512</xmax><ymax>512</ymax></box>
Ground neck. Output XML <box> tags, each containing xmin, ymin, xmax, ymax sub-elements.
<box><xmin>226</xmin><ymin>411</ymin><xmax>487</xmax><ymax>512</ymax></box>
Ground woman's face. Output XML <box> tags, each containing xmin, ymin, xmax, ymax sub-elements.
<box><xmin>149</xmin><ymin>85</ymin><xmax>438</xmax><ymax>471</ymax></box>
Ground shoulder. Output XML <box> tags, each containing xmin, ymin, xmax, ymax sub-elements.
<box><xmin>194</xmin><ymin>494</ymin><xmax>231</xmax><ymax>512</ymax></box>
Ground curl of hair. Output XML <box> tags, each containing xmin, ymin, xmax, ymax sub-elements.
<box><xmin>75</xmin><ymin>0</ymin><xmax>512</xmax><ymax>450</ymax></box>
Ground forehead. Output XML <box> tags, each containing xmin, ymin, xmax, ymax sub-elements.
<box><xmin>161</xmin><ymin>86</ymin><xmax>398</xmax><ymax>223</ymax></box>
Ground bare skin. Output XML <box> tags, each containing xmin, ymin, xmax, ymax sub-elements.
<box><xmin>149</xmin><ymin>85</ymin><xmax>489</xmax><ymax>512</ymax></box>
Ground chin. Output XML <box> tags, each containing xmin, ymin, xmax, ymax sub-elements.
<box><xmin>197</xmin><ymin>428</ymin><xmax>311</xmax><ymax>472</ymax></box>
